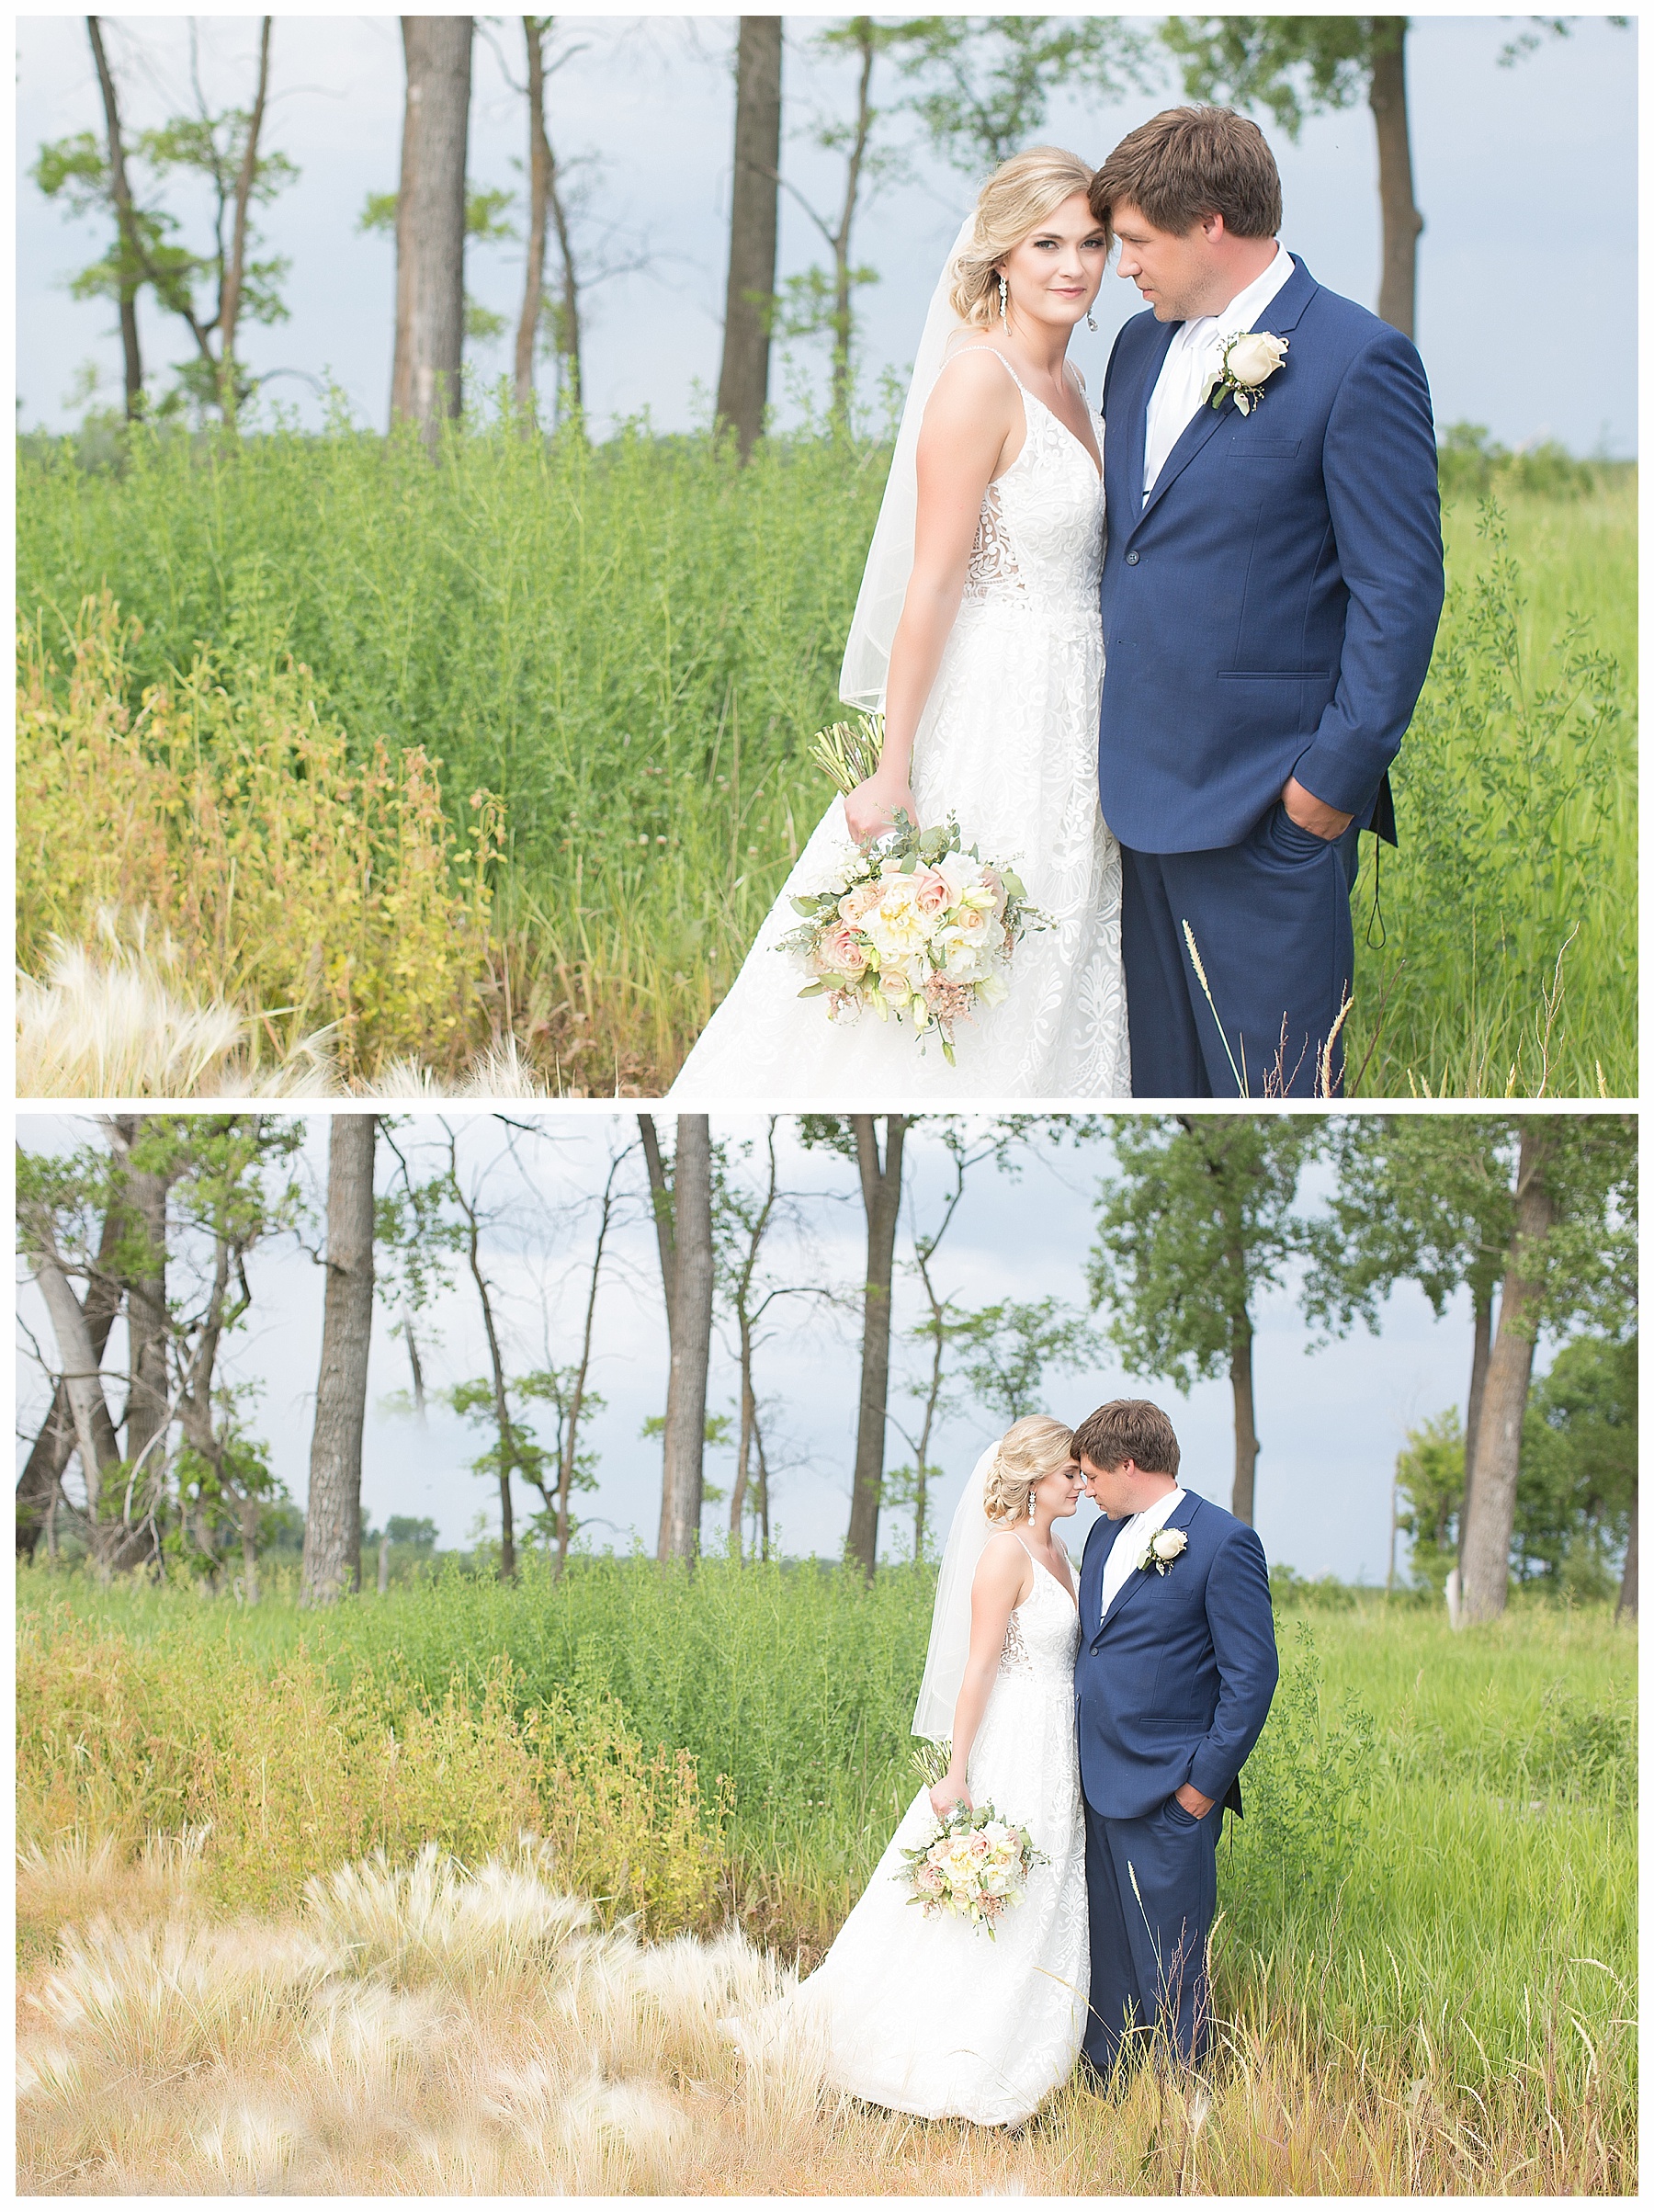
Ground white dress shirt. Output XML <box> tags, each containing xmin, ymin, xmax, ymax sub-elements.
<box><xmin>1141</xmin><ymin>244</ymin><xmax>1296</xmax><ymax>501</ymax></box>
<box><xmin>1098</xmin><ymin>1484</ymin><xmax>1187</xmax><ymax>1625</ymax></box>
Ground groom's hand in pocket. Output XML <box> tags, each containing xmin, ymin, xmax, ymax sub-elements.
<box><xmin>1281</xmin><ymin>775</ymin><xmax>1353</xmax><ymax>842</ymax></box>
<box><xmin>1174</xmin><ymin>1783</ymin><xmax>1215</xmax><ymax>1821</ymax></box>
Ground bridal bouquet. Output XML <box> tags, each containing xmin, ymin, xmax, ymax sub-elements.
<box><xmin>779</xmin><ymin>714</ymin><xmax>1045</xmax><ymax>1064</ymax></box>
<box><xmin>897</xmin><ymin>1798</ymin><xmax>1048</xmax><ymax>1938</ymax></box>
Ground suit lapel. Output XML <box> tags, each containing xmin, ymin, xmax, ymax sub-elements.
<box><xmin>1127</xmin><ymin>255</ymin><xmax>1320</xmax><ymax>539</ymax></box>
<box><xmin>1098</xmin><ymin>1491</ymin><xmax>1205</xmax><ymax>1637</ymax></box>
<box><xmin>1115</xmin><ymin>315</ymin><xmax>1176</xmax><ymax>528</ymax></box>
<box><xmin>1081</xmin><ymin>1512</ymin><xmax>1130</xmax><ymax>1650</ymax></box>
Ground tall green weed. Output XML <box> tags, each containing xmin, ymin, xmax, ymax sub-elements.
<box><xmin>16</xmin><ymin>418</ymin><xmax>1634</xmax><ymax>1095</ymax></box>
<box><xmin>1351</xmin><ymin>490</ymin><xmax>1635</xmax><ymax>1095</ymax></box>
<box><xmin>17</xmin><ymin>593</ymin><xmax>503</xmax><ymax>1081</ymax></box>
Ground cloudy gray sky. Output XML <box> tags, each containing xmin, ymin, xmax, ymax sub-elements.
<box><xmin>17</xmin><ymin>11</ymin><xmax>1637</xmax><ymax>451</ymax></box>
<box><xmin>17</xmin><ymin>1110</ymin><xmax>1527</xmax><ymax>1584</ymax></box>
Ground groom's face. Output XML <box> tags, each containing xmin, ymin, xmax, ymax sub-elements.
<box><xmin>1111</xmin><ymin>200</ymin><xmax>1226</xmax><ymax>323</ymax></box>
<box><xmin>1079</xmin><ymin>1452</ymin><xmax>1139</xmax><ymax>1518</ymax></box>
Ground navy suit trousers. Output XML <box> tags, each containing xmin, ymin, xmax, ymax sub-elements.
<box><xmin>1121</xmin><ymin>806</ymin><xmax>1365</xmax><ymax>1098</ymax></box>
<box><xmin>1082</xmin><ymin>1794</ymin><xmax>1221</xmax><ymax>2074</ymax></box>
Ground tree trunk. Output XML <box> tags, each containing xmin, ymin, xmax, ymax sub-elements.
<box><xmin>1368</xmin><ymin>18</ymin><xmax>1422</xmax><ymax>340</ymax></box>
<box><xmin>239</xmin><ymin>1492</ymin><xmax>260</xmax><ymax>1604</ymax></box>
<box><xmin>379</xmin><ymin>1527</ymin><xmax>392</xmax><ymax>1594</ymax></box>
<box><xmin>639</xmin><ymin>1114</ymin><xmax>677</xmax><ymax>1345</ymax></box>
<box><xmin>731</xmin><ymin>1317</ymin><xmax>756</xmax><ymax>1550</ymax></box>
<box><xmin>114</xmin><ymin>1122</ymin><xmax>173</xmax><ymax>1487</ymax></box>
<box><xmin>555</xmin><ymin>1154</ymin><xmax>619</xmax><ymax>1576</ymax></box>
<box><xmin>17</xmin><ymin>1197</ymin><xmax>125</xmax><ymax>1556</ymax></box>
<box><xmin>1461</xmin><ymin>1124</ymin><xmax>1554</xmax><ymax>1624</ymax></box>
<box><xmin>23</xmin><ymin>1222</ymin><xmax>125</xmax><ymax>1573</ymax></box>
<box><xmin>755</xmin><ymin>1412</ymin><xmax>772</xmax><ymax>1561</ymax></box>
<box><xmin>830</xmin><ymin>26</ymin><xmax>875</xmax><ymax>428</ymax></box>
<box><xmin>715</xmin><ymin>16</ymin><xmax>783</xmax><ymax>459</ymax></box>
<box><xmin>1228</xmin><ymin>1315</ymin><xmax>1259</xmax><ymax>1526</ymax></box>
<box><xmin>659</xmin><ymin>1117</ymin><xmax>714</xmax><ymax>1561</ymax></box>
<box><xmin>218</xmin><ymin>15</ymin><xmax>272</xmax><ymax>421</ymax></box>
<box><xmin>846</xmin><ymin>1114</ymin><xmax>905</xmax><ymax>1578</ymax></box>
<box><xmin>515</xmin><ymin>16</ymin><xmax>550</xmax><ymax>414</ymax></box>
<box><xmin>463</xmin><ymin>1216</ymin><xmax>517</xmax><ymax>1582</ymax></box>
<box><xmin>391</xmin><ymin>16</ymin><xmax>473</xmax><ymax>446</ymax></box>
<box><xmin>1459</xmin><ymin>1279</ymin><xmax>1492</xmax><ymax>1564</ymax></box>
<box><xmin>301</xmin><ymin>1117</ymin><xmax>377</xmax><ymax>1605</ymax></box>
<box><xmin>547</xmin><ymin>150</ymin><xmax>582</xmax><ymax>415</ymax></box>
<box><xmin>1615</xmin><ymin>1484</ymin><xmax>1637</xmax><ymax>1620</ymax></box>
<box><xmin>86</xmin><ymin>17</ymin><xmax>143</xmax><ymax>418</ymax></box>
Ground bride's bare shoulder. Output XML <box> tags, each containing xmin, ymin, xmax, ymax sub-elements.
<box><xmin>975</xmin><ymin>1526</ymin><xmax>1031</xmax><ymax>1581</ymax></box>
<box><xmin>926</xmin><ymin>343</ymin><xmax>1022</xmax><ymax>413</ymax></box>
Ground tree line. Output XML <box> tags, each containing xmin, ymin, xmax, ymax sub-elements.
<box><xmin>16</xmin><ymin>1111</ymin><xmax>1636</xmax><ymax>1624</ymax></box>
<box><xmin>34</xmin><ymin>14</ymin><xmax>1611</xmax><ymax>445</ymax></box>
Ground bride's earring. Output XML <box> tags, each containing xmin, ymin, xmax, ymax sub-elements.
<box><xmin>998</xmin><ymin>273</ymin><xmax>1009</xmax><ymax>326</ymax></box>
<box><xmin>1086</xmin><ymin>312</ymin><xmax>1098</xmax><ymax>332</ymax></box>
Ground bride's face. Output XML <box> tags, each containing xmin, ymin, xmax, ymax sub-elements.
<box><xmin>1033</xmin><ymin>1459</ymin><xmax>1086</xmax><ymax>1521</ymax></box>
<box><xmin>997</xmin><ymin>193</ymin><xmax>1108</xmax><ymax>336</ymax></box>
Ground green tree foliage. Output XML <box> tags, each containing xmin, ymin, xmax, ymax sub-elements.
<box><xmin>1395</xmin><ymin>1334</ymin><xmax>1636</xmax><ymax>1599</ymax></box>
<box><xmin>896</xmin><ymin>15</ymin><xmax>1152</xmax><ymax>173</ymax></box>
<box><xmin>33</xmin><ymin>90</ymin><xmax>298</xmax><ymax>418</ymax></box>
<box><xmin>386</xmin><ymin>1514</ymin><xmax>439</xmax><ymax>1549</ymax></box>
<box><xmin>1515</xmin><ymin>1335</ymin><xmax>1636</xmax><ymax>1594</ymax></box>
<box><xmin>1304</xmin><ymin>1115</ymin><xmax>1514</xmax><ymax>1336</ymax></box>
<box><xmin>949</xmin><ymin>1295</ymin><xmax>1101</xmax><ymax>1424</ymax></box>
<box><xmin>17</xmin><ymin>1116</ymin><xmax>303</xmax><ymax>1579</ymax></box>
<box><xmin>1087</xmin><ymin>1116</ymin><xmax>1316</xmax><ymax>1522</ymax></box>
<box><xmin>1393</xmin><ymin>1409</ymin><xmax>1466</xmax><ymax>1594</ymax></box>
<box><xmin>1161</xmin><ymin>15</ymin><xmax>1379</xmax><ymax>136</ymax></box>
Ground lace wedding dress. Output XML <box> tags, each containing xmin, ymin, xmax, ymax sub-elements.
<box><xmin>779</xmin><ymin>1539</ymin><xmax>1089</xmax><ymax>2127</ymax></box>
<box><xmin>669</xmin><ymin>353</ymin><xmax>1128</xmax><ymax>1102</ymax></box>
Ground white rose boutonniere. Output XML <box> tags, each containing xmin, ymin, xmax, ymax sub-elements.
<box><xmin>1138</xmin><ymin>1526</ymin><xmax>1189</xmax><ymax>1576</ymax></box>
<box><xmin>1202</xmin><ymin>329</ymin><xmax>1288</xmax><ymax>416</ymax></box>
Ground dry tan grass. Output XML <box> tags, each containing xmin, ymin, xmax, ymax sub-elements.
<box><xmin>14</xmin><ymin>921</ymin><xmax>555</xmax><ymax>1100</ymax></box>
<box><xmin>14</xmin><ymin>921</ymin><xmax>338</xmax><ymax>1099</ymax></box>
<box><xmin>16</xmin><ymin>1837</ymin><xmax>1629</xmax><ymax>2196</ymax></box>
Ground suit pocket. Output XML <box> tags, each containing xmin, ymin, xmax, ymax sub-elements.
<box><xmin>1163</xmin><ymin>1795</ymin><xmax>1200</xmax><ymax>1828</ymax></box>
<box><xmin>1223</xmin><ymin>437</ymin><xmax>1300</xmax><ymax>459</ymax></box>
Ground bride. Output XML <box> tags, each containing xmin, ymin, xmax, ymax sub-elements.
<box><xmin>671</xmin><ymin>147</ymin><xmax>1128</xmax><ymax>1101</ymax></box>
<box><xmin>772</xmin><ymin>1418</ymin><xmax>1090</xmax><ymax>2127</ymax></box>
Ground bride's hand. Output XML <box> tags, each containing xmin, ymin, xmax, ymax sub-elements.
<box><xmin>928</xmin><ymin>1771</ymin><xmax>973</xmax><ymax>1820</ymax></box>
<box><xmin>844</xmin><ymin>771</ymin><xmax>918</xmax><ymax>845</ymax></box>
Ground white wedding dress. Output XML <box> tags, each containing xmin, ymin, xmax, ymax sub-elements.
<box><xmin>669</xmin><ymin>352</ymin><xmax>1129</xmax><ymax>1102</ymax></box>
<box><xmin>781</xmin><ymin>1538</ymin><xmax>1089</xmax><ymax>2127</ymax></box>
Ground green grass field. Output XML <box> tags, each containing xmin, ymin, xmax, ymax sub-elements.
<box><xmin>17</xmin><ymin>1555</ymin><xmax>1635</xmax><ymax>2176</ymax></box>
<box><xmin>15</xmin><ymin>419</ymin><xmax>1636</xmax><ymax>1094</ymax></box>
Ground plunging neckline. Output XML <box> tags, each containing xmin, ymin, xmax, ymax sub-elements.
<box><xmin>1014</xmin><ymin>1532</ymin><xmax>1079</xmax><ymax>1614</ymax></box>
<box><xmin>1022</xmin><ymin>386</ymin><xmax>1103</xmax><ymax>484</ymax></box>
<box><xmin>962</xmin><ymin>343</ymin><xmax>1103</xmax><ymax>484</ymax></box>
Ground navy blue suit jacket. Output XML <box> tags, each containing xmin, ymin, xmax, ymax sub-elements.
<box><xmin>1097</xmin><ymin>255</ymin><xmax>1444</xmax><ymax>854</ymax></box>
<box><xmin>1074</xmin><ymin>1491</ymin><xmax>1278</xmax><ymax>1821</ymax></box>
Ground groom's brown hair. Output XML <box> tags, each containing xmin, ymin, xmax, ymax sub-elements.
<box><xmin>1072</xmin><ymin>1399</ymin><xmax>1181</xmax><ymax>1478</ymax></box>
<box><xmin>1090</xmin><ymin>107</ymin><xmax>1282</xmax><ymax>241</ymax></box>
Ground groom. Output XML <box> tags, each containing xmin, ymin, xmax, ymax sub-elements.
<box><xmin>1091</xmin><ymin>108</ymin><xmax>1445</xmax><ymax>1096</ymax></box>
<box><xmin>1071</xmin><ymin>1399</ymin><xmax>1277</xmax><ymax>2074</ymax></box>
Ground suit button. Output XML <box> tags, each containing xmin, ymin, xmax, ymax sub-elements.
<box><xmin>1125</xmin><ymin>550</ymin><xmax>1139</xmax><ymax>565</ymax></box>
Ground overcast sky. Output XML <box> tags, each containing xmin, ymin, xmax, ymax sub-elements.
<box><xmin>17</xmin><ymin>1110</ymin><xmax>1542</xmax><ymax>1585</ymax></box>
<box><xmin>16</xmin><ymin>11</ymin><xmax>1637</xmax><ymax>452</ymax></box>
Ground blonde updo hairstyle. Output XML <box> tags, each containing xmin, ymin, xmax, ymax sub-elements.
<box><xmin>982</xmin><ymin>1415</ymin><xmax>1077</xmax><ymax>1526</ymax></box>
<box><xmin>948</xmin><ymin>146</ymin><xmax>1104</xmax><ymax>328</ymax></box>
